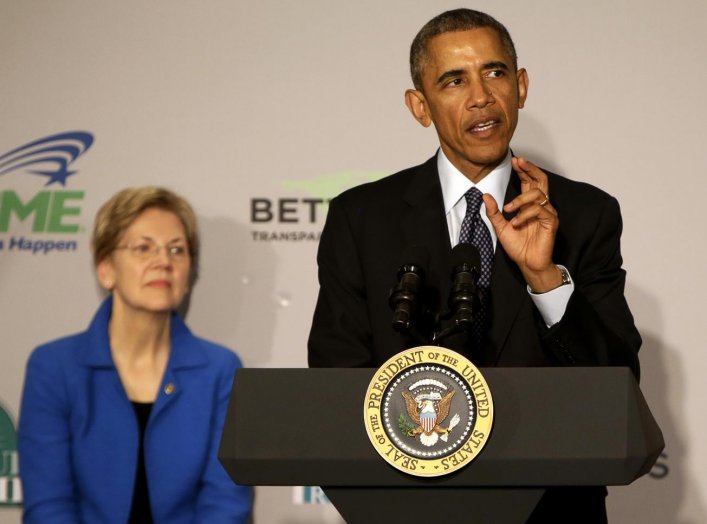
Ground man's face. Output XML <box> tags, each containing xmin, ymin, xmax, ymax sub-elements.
<box><xmin>406</xmin><ymin>27</ymin><xmax>528</xmax><ymax>181</ymax></box>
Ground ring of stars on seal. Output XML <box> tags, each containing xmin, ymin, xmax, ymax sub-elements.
<box><xmin>384</xmin><ymin>364</ymin><xmax>475</xmax><ymax>458</ymax></box>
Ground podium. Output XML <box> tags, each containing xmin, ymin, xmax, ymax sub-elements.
<box><xmin>219</xmin><ymin>367</ymin><xmax>663</xmax><ymax>523</ymax></box>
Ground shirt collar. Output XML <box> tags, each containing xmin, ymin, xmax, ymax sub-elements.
<box><xmin>437</xmin><ymin>148</ymin><xmax>512</xmax><ymax>213</ymax></box>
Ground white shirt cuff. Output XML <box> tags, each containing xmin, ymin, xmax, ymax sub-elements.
<box><xmin>527</xmin><ymin>265</ymin><xmax>574</xmax><ymax>327</ymax></box>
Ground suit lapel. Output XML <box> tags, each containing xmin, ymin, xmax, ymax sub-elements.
<box><xmin>399</xmin><ymin>156</ymin><xmax>452</xmax><ymax>297</ymax></box>
<box><xmin>486</xmin><ymin>171</ymin><xmax>530</xmax><ymax>364</ymax></box>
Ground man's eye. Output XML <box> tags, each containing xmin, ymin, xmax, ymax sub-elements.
<box><xmin>446</xmin><ymin>78</ymin><xmax>464</xmax><ymax>87</ymax></box>
<box><xmin>487</xmin><ymin>70</ymin><xmax>504</xmax><ymax>78</ymax></box>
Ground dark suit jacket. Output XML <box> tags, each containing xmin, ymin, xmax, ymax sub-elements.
<box><xmin>308</xmin><ymin>155</ymin><xmax>640</xmax><ymax>377</ymax></box>
<box><xmin>307</xmin><ymin>155</ymin><xmax>642</xmax><ymax>523</ymax></box>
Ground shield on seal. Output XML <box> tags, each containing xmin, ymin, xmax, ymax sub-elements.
<box><xmin>420</xmin><ymin>409</ymin><xmax>436</xmax><ymax>433</ymax></box>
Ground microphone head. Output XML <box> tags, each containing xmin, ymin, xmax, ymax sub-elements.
<box><xmin>391</xmin><ymin>245</ymin><xmax>430</xmax><ymax>332</ymax></box>
<box><xmin>398</xmin><ymin>245</ymin><xmax>430</xmax><ymax>276</ymax></box>
<box><xmin>451</xmin><ymin>242</ymin><xmax>481</xmax><ymax>277</ymax></box>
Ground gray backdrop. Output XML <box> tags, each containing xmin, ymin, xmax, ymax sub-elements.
<box><xmin>1</xmin><ymin>0</ymin><xmax>705</xmax><ymax>522</ymax></box>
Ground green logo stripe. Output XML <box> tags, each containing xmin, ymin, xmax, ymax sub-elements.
<box><xmin>280</xmin><ymin>171</ymin><xmax>388</xmax><ymax>200</ymax></box>
<box><xmin>0</xmin><ymin>403</ymin><xmax>21</xmax><ymax>505</ymax></box>
<box><xmin>0</xmin><ymin>407</ymin><xmax>16</xmax><ymax>454</ymax></box>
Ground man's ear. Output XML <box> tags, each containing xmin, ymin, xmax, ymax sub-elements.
<box><xmin>516</xmin><ymin>68</ymin><xmax>529</xmax><ymax>109</ymax></box>
<box><xmin>405</xmin><ymin>89</ymin><xmax>432</xmax><ymax>127</ymax></box>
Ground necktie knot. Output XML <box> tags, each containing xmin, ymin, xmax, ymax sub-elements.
<box><xmin>464</xmin><ymin>187</ymin><xmax>484</xmax><ymax>217</ymax></box>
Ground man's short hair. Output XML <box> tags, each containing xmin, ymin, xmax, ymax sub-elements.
<box><xmin>410</xmin><ymin>8</ymin><xmax>518</xmax><ymax>91</ymax></box>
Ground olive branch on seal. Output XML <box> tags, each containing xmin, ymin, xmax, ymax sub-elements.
<box><xmin>398</xmin><ymin>413</ymin><xmax>415</xmax><ymax>436</ymax></box>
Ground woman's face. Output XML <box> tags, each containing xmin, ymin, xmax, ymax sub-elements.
<box><xmin>98</xmin><ymin>207</ymin><xmax>191</xmax><ymax>315</ymax></box>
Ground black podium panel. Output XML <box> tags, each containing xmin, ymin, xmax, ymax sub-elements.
<box><xmin>219</xmin><ymin>367</ymin><xmax>662</xmax><ymax>488</ymax></box>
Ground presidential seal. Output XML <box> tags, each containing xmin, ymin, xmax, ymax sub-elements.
<box><xmin>364</xmin><ymin>346</ymin><xmax>493</xmax><ymax>477</ymax></box>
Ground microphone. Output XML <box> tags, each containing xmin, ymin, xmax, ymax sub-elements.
<box><xmin>448</xmin><ymin>243</ymin><xmax>481</xmax><ymax>329</ymax></box>
<box><xmin>389</xmin><ymin>246</ymin><xmax>429</xmax><ymax>333</ymax></box>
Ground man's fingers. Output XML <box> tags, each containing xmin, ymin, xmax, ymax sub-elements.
<box><xmin>512</xmin><ymin>156</ymin><xmax>549</xmax><ymax>193</ymax></box>
<box><xmin>483</xmin><ymin>193</ymin><xmax>507</xmax><ymax>231</ymax></box>
<box><xmin>503</xmin><ymin>187</ymin><xmax>554</xmax><ymax>213</ymax></box>
<box><xmin>484</xmin><ymin>191</ymin><xmax>556</xmax><ymax>234</ymax></box>
<box><xmin>509</xmin><ymin>203</ymin><xmax>559</xmax><ymax>227</ymax></box>
<box><xmin>512</xmin><ymin>156</ymin><xmax>544</xmax><ymax>179</ymax></box>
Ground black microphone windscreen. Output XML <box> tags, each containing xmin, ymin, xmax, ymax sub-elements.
<box><xmin>451</xmin><ymin>242</ymin><xmax>481</xmax><ymax>271</ymax></box>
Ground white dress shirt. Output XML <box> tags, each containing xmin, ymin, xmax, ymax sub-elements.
<box><xmin>436</xmin><ymin>149</ymin><xmax>573</xmax><ymax>327</ymax></box>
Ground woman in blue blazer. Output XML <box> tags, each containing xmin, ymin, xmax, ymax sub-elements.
<box><xmin>19</xmin><ymin>187</ymin><xmax>252</xmax><ymax>523</ymax></box>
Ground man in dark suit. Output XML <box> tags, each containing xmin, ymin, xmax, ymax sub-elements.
<box><xmin>308</xmin><ymin>8</ymin><xmax>641</xmax><ymax>522</ymax></box>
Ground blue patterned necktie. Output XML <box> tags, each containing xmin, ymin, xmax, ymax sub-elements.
<box><xmin>459</xmin><ymin>187</ymin><xmax>493</xmax><ymax>350</ymax></box>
